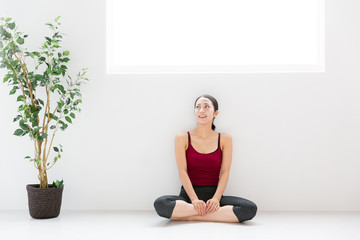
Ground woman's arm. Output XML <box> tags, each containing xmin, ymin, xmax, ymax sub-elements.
<box><xmin>213</xmin><ymin>133</ymin><xmax>233</xmax><ymax>200</ymax></box>
<box><xmin>174</xmin><ymin>132</ymin><xmax>198</xmax><ymax>201</ymax></box>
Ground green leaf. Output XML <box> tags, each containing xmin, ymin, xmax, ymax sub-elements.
<box><xmin>32</xmin><ymin>109</ymin><xmax>40</xmax><ymax>117</ymax></box>
<box><xmin>65</xmin><ymin>116</ymin><xmax>72</xmax><ymax>124</ymax></box>
<box><xmin>25</xmin><ymin>156</ymin><xmax>31</xmax><ymax>159</ymax></box>
<box><xmin>8</xmin><ymin>22</ymin><xmax>15</xmax><ymax>30</ymax></box>
<box><xmin>60</xmin><ymin>123</ymin><xmax>68</xmax><ymax>131</ymax></box>
<box><xmin>19</xmin><ymin>120</ymin><xmax>29</xmax><ymax>131</ymax></box>
<box><xmin>52</xmin><ymin>179</ymin><xmax>64</xmax><ymax>188</ymax></box>
<box><xmin>9</xmin><ymin>88</ymin><xmax>16</xmax><ymax>95</ymax></box>
<box><xmin>55</xmin><ymin>85</ymin><xmax>65</xmax><ymax>94</ymax></box>
<box><xmin>3</xmin><ymin>74</ymin><xmax>11</xmax><ymax>83</ymax></box>
<box><xmin>13</xmin><ymin>115</ymin><xmax>21</xmax><ymax>122</ymax></box>
<box><xmin>63</xmin><ymin>51</ymin><xmax>69</xmax><ymax>56</ymax></box>
<box><xmin>50</xmin><ymin>125</ymin><xmax>56</xmax><ymax>129</ymax></box>
<box><xmin>45</xmin><ymin>23</ymin><xmax>54</xmax><ymax>28</ymax></box>
<box><xmin>17</xmin><ymin>95</ymin><xmax>25</xmax><ymax>102</ymax></box>
<box><xmin>0</xmin><ymin>26</ymin><xmax>5</xmax><ymax>35</ymax></box>
<box><xmin>25</xmin><ymin>111</ymin><xmax>31</xmax><ymax>119</ymax></box>
<box><xmin>0</xmin><ymin>50</ymin><xmax>6</xmax><ymax>58</ymax></box>
<box><xmin>41</xmin><ymin>132</ymin><xmax>48</xmax><ymax>139</ymax></box>
<box><xmin>0</xmin><ymin>41</ymin><xmax>3</xmax><ymax>49</ymax></box>
<box><xmin>48</xmin><ymin>113</ymin><xmax>59</xmax><ymax>121</ymax></box>
<box><xmin>38</xmin><ymin>99</ymin><xmax>44</xmax><ymax>106</ymax></box>
<box><xmin>16</xmin><ymin>37</ymin><xmax>24</xmax><ymax>45</ymax></box>
<box><xmin>0</xmin><ymin>26</ymin><xmax>11</xmax><ymax>39</ymax></box>
<box><xmin>36</xmin><ymin>159</ymin><xmax>41</xmax><ymax>167</ymax></box>
<box><xmin>53</xmin><ymin>147</ymin><xmax>59</xmax><ymax>152</ymax></box>
<box><xmin>14</xmin><ymin>129</ymin><xmax>23</xmax><ymax>136</ymax></box>
<box><xmin>70</xmin><ymin>113</ymin><xmax>76</xmax><ymax>119</ymax></box>
<box><xmin>73</xmin><ymin>99</ymin><xmax>82</xmax><ymax>105</ymax></box>
<box><xmin>31</xmin><ymin>119</ymin><xmax>37</xmax><ymax>127</ymax></box>
<box><xmin>35</xmin><ymin>74</ymin><xmax>43</xmax><ymax>80</ymax></box>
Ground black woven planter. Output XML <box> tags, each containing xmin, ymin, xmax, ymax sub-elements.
<box><xmin>26</xmin><ymin>184</ymin><xmax>64</xmax><ymax>219</ymax></box>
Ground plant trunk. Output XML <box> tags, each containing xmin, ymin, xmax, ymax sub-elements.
<box><xmin>36</xmin><ymin>140</ymin><xmax>48</xmax><ymax>188</ymax></box>
<box><xmin>39</xmin><ymin>169</ymin><xmax>48</xmax><ymax>188</ymax></box>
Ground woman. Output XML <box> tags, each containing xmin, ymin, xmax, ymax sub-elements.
<box><xmin>154</xmin><ymin>94</ymin><xmax>257</xmax><ymax>223</ymax></box>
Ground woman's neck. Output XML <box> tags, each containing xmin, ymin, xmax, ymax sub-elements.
<box><xmin>193</xmin><ymin>124</ymin><xmax>215</xmax><ymax>138</ymax></box>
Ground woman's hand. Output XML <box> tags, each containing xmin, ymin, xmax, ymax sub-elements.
<box><xmin>191</xmin><ymin>199</ymin><xmax>207</xmax><ymax>216</ymax></box>
<box><xmin>205</xmin><ymin>197</ymin><xmax>220</xmax><ymax>214</ymax></box>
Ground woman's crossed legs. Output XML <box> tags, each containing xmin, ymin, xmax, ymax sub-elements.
<box><xmin>154</xmin><ymin>195</ymin><xmax>257</xmax><ymax>223</ymax></box>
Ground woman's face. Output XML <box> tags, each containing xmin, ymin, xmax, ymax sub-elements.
<box><xmin>194</xmin><ymin>97</ymin><xmax>218</xmax><ymax>124</ymax></box>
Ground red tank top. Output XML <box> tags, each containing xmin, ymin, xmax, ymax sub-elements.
<box><xmin>186</xmin><ymin>131</ymin><xmax>222</xmax><ymax>185</ymax></box>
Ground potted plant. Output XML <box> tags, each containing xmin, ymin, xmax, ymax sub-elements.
<box><xmin>0</xmin><ymin>16</ymin><xmax>89</xmax><ymax>219</ymax></box>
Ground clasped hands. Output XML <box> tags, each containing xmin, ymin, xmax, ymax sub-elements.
<box><xmin>191</xmin><ymin>197</ymin><xmax>220</xmax><ymax>216</ymax></box>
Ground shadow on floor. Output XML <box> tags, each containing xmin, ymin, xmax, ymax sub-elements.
<box><xmin>153</xmin><ymin>219</ymin><xmax>257</xmax><ymax>227</ymax></box>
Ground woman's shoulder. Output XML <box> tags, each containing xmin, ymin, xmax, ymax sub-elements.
<box><xmin>175</xmin><ymin>132</ymin><xmax>189</xmax><ymax>150</ymax></box>
<box><xmin>175</xmin><ymin>132</ymin><xmax>188</xmax><ymax>142</ymax></box>
<box><xmin>220</xmin><ymin>132</ymin><xmax>232</xmax><ymax>144</ymax></box>
<box><xmin>175</xmin><ymin>132</ymin><xmax>188</xmax><ymax>138</ymax></box>
<box><xmin>220</xmin><ymin>132</ymin><xmax>232</xmax><ymax>138</ymax></box>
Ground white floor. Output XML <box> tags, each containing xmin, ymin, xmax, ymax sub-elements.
<box><xmin>0</xmin><ymin>211</ymin><xmax>359</xmax><ymax>240</ymax></box>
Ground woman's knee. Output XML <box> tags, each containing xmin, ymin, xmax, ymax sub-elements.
<box><xmin>153</xmin><ymin>195</ymin><xmax>181</xmax><ymax>219</ymax></box>
<box><xmin>233</xmin><ymin>201</ymin><xmax>257</xmax><ymax>222</ymax></box>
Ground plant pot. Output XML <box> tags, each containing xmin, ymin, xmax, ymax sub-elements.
<box><xmin>26</xmin><ymin>184</ymin><xmax>64</xmax><ymax>219</ymax></box>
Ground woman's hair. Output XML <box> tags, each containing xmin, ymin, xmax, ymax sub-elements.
<box><xmin>194</xmin><ymin>94</ymin><xmax>219</xmax><ymax>130</ymax></box>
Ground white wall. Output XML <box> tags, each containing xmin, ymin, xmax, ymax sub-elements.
<box><xmin>0</xmin><ymin>0</ymin><xmax>359</xmax><ymax>211</ymax></box>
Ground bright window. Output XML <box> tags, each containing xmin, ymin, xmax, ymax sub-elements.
<box><xmin>106</xmin><ymin>0</ymin><xmax>324</xmax><ymax>74</ymax></box>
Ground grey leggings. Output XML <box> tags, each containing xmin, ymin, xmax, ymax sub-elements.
<box><xmin>154</xmin><ymin>185</ymin><xmax>257</xmax><ymax>223</ymax></box>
